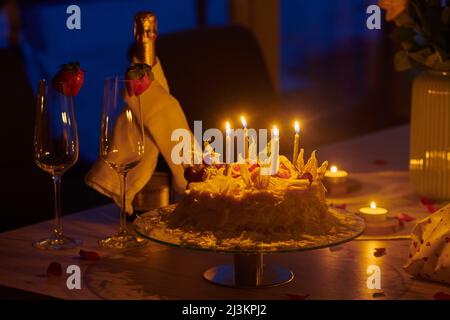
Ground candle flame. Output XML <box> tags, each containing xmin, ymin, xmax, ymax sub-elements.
<box><xmin>294</xmin><ymin>121</ymin><xmax>300</xmax><ymax>134</ymax></box>
<box><xmin>240</xmin><ymin>116</ymin><xmax>247</xmax><ymax>128</ymax></box>
<box><xmin>330</xmin><ymin>166</ymin><xmax>338</xmax><ymax>173</ymax></box>
<box><xmin>126</xmin><ymin>109</ymin><xmax>133</xmax><ymax>122</ymax></box>
<box><xmin>370</xmin><ymin>201</ymin><xmax>377</xmax><ymax>209</ymax></box>
<box><xmin>226</xmin><ymin>122</ymin><xmax>231</xmax><ymax>135</ymax></box>
<box><xmin>61</xmin><ymin>111</ymin><xmax>68</xmax><ymax>124</ymax></box>
<box><xmin>272</xmin><ymin>126</ymin><xmax>279</xmax><ymax>138</ymax></box>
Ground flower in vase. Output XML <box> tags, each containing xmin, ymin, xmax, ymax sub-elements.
<box><xmin>379</xmin><ymin>0</ymin><xmax>409</xmax><ymax>21</ymax></box>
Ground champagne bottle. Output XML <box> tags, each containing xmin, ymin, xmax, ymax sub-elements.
<box><xmin>133</xmin><ymin>11</ymin><xmax>157</xmax><ymax>66</ymax></box>
<box><xmin>130</xmin><ymin>12</ymin><xmax>171</xmax><ymax>217</ymax></box>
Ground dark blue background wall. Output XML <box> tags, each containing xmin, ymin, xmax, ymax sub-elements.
<box><xmin>2</xmin><ymin>0</ymin><xmax>381</xmax><ymax>162</ymax></box>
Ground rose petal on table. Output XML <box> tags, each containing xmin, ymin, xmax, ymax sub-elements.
<box><xmin>372</xmin><ymin>292</ymin><xmax>386</xmax><ymax>298</ymax></box>
<box><xmin>373</xmin><ymin>159</ymin><xmax>387</xmax><ymax>166</ymax></box>
<box><xmin>420</xmin><ymin>197</ymin><xmax>435</xmax><ymax>205</ymax></box>
<box><xmin>79</xmin><ymin>249</ymin><xmax>100</xmax><ymax>261</ymax></box>
<box><xmin>397</xmin><ymin>213</ymin><xmax>415</xmax><ymax>223</ymax></box>
<box><xmin>433</xmin><ymin>292</ymin><xmax>450</xmax><ymax>300</ymax></box>
<box><xmin>374</xmin><ymin>248</ymin><xmax>386</xmax><ymax>257</ymax></box>
<box><xmin>420</xmin><ymin>197</ymin><xmax>438</xmax><ymax>213</ymax></box>
<box><xmin>46</xmin><ymin>262</ymin><xmax>63</xmax><ymax>277</ymax></box>
<box><xmin>285</xmin><ymin>293</ymin><xmax>310</xmax><ymax>300</ymax></box>
<box><xmin>334</xmin><ymin>203</ymin><xmax>347</xmax><ymax>210</ymax></box>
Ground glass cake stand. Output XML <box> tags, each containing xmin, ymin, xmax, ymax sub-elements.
<box><xmin>133</xmin><ymin>204</ymin><xmax>365</xmax><ymax>288</ymax></box>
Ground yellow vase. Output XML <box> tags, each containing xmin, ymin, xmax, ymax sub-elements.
<box><xmin>410</xmin><ymin>70</ymin><xmax>450</xmax><ymax>201</ymax></box>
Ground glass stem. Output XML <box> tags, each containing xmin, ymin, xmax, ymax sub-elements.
<box><xmin>53</xmin><ymin>174</ymin><xmax>63</xmax><ymax>238</ymax></box>
<box><xmin>119</xmin><ymin>172</ymin><xmax>128</xmax><ymax>235</ymax></box>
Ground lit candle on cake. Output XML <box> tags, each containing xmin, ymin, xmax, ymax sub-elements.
<box><xmin>241</xmin><ymin>116</ymin><xmax>248</xmax><ymax>160</ymax></box>
<box><xmin>293</xmin><ymin>121</ymin><xmax>300</xmax><ymax>163</ymax></box>
<box><xmin>225</xmin><ymin>121</ymin><xmax>232</xmax><ymax>163</ymax></box>
<box><xmin>324</xmin><ymin>165</ymin><xmax>348</xmax><ymax>184</ymax></box>
<box><xmin>271</xmin><ymin>126</ymin><xmax>280</xmax><ymax>173</ymax></box>
<box><xmin>359</xmin><ymin>201</ymin><xmax>388</xmax><ymax>223</ymax></box>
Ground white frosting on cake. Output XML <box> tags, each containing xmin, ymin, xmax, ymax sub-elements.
<box><xmin>166</xmin><ymin>153</ymin><xmax>345</xmax><ymax>242</ymax></box>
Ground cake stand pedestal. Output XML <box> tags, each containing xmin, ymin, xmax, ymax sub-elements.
<box><xmin>133</xmin><ymin>204</ymin><xmax>365</xmax><ymax>289</ymax></box>
<box><xmin>203</xmin><ymin>253</ymin><xmax>294</xmax><ymax>288</ymax></box>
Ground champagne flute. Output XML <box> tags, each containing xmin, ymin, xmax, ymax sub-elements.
<box><xmin>33</xmin><ymin>79</ymin><xmax>81</xmax><ymax>250</ymax></box>
<box><xmin>99</xmin><ymin>77</ymin><xmax>146</xmax><ymax>248</ymax></box>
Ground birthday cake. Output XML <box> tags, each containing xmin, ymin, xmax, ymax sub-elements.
<box><xmin>150</xmin><ymin>150</ymin><xmax>359</xmax><ymax>250</ymax></box>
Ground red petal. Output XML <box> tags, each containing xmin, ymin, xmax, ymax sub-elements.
<box><xmin>446</xmin><ymin>237</ymin><xmax>450</xmax><ymax>243</ymax></box>
<box><xmin>285</xmin><ymin>293</ymin><xmax>310</xmax><ymax>300</ymax></box>
<box><xmin>46</xmin><ymin>262</ymin><xmax>63</xmax><ymax>277</ymax></box>
<box><xmin>374</xmin><ymin>248</ymin><xmax>386</xmax><ymax>257</ymax></box>
<box><xmin>397</xmin><ymin>213</ymin><xmax>415</xmax><ymax>222</ymax></box>
<box><xmin>422</xmin><ymin>257</ymin><xmax>428</xmax><ymax>262</ymax></box>
<box><xmin>420</xmin><ymin>197</ymin><xmax>435</xmax><ymax>205</ymax></box>
<box><xmin>373</xmin><ymin>159</ymin><xmax>387</xmax><ymax>166</ymax></box>
<box><xmin>420</xmin><ymin>197</ymin><xmax>438</xmax><ymax>213</ymax></box>
<box><xmin>334</xmin><ymin>203</ymin><xmax>347</xmax><ymax>210</ymax></box>
<box><xmin>434</xmin><ymin>292</ymin><xmax>450</xmax><ymax>300</ymax></box>
<box><xmin>79</xmin><ymin>249</ymin><xmax>100</xmax><ymax>261</ymax></box>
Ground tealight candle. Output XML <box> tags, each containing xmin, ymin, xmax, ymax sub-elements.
<box><xmin>359</xmin><ymin>201</ymin><xmax>388</xmax><ymax>223</ymax></box>
<box><xmin>324</xmin><ymin>165</ymin><xmax>348</xmax><ymax>184</ymax></box>
<box><xmin>293</xmin><ymin>121</ymin><xmax>300</xmax><ymax>163</ymax></box>
<box><xmin>241</xmin><ymin>116</ymin><xmax>249</xmax><ymax>160</ymax></box>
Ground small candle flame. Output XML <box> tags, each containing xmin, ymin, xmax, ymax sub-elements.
<box><xmin>273</xmin><ymin>126</ymin><xmax>279</xmax><ymax>138</ymax></box>
<box><xmin>370</xmin><ymin>201</ymin><xmax>377</xmax><ymax>209</ymax></box>
<box><xmin>125</xmin><ymin>109</ymin><xmax>133</xmax><ymax>122</ymax></box>
<box><xmin>61</xmin><ymin>111</ymin><xmax>68</xmax><ymax>124</ymax></box>
<box><xmin>240</xmin><ymin>116</ymin><xmax>247</xmax><ymax>128</ymax></box>
<box><xmin>330</xmin><ymin>166</ymin><xmax>338</xmax><ymax>173</ymax></box>
<box><xmin>226</xmin><ymin>122</ymin><xmax>231</xmax><ymax>135</ymax></box>
<box><xmin>294</xmin><ymin>121</ymin><xmax>300</xmax><ymax>134</ymax></box>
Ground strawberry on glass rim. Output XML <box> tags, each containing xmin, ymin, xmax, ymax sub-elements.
<box><xmin>52</xmin><ymin>62</ymin><xmax>85</xmax><ymax>97</ymax></box>
<box><xmin>125</xmin><ymin>63</ymin><xmax>154</xmax><ymax>96</ymax></box>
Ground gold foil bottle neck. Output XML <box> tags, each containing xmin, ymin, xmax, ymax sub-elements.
<box><xmin>134</xmin><ymin>12</ymin><xmax>157</xmax><ymax>65</ymax></box>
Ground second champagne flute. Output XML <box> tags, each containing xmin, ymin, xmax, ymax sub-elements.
<box><xmin>99</xmin><ymin>77</ymin><xmax>146</xmax><ymax>248</ymax></box>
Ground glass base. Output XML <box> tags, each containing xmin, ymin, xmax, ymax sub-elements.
<box><xmin>99</xmin><ymin>233</ymin><xmax>147</xmax><ymax>249</ymax></box>
<box><xmin>33</xmin><ymin>235</ymin><xmax>82</xmax><ymax>250</ymax></box>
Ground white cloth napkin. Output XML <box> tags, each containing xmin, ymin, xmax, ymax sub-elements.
<box><xmin>85</xmin><ymin>58</ymin><xmax>189</xmax><ymax>213</ymax></box>
<box><xmin>404</xmin><ymin>203</ymin><xmax>450</xmax><ymax>285</ymax></box>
